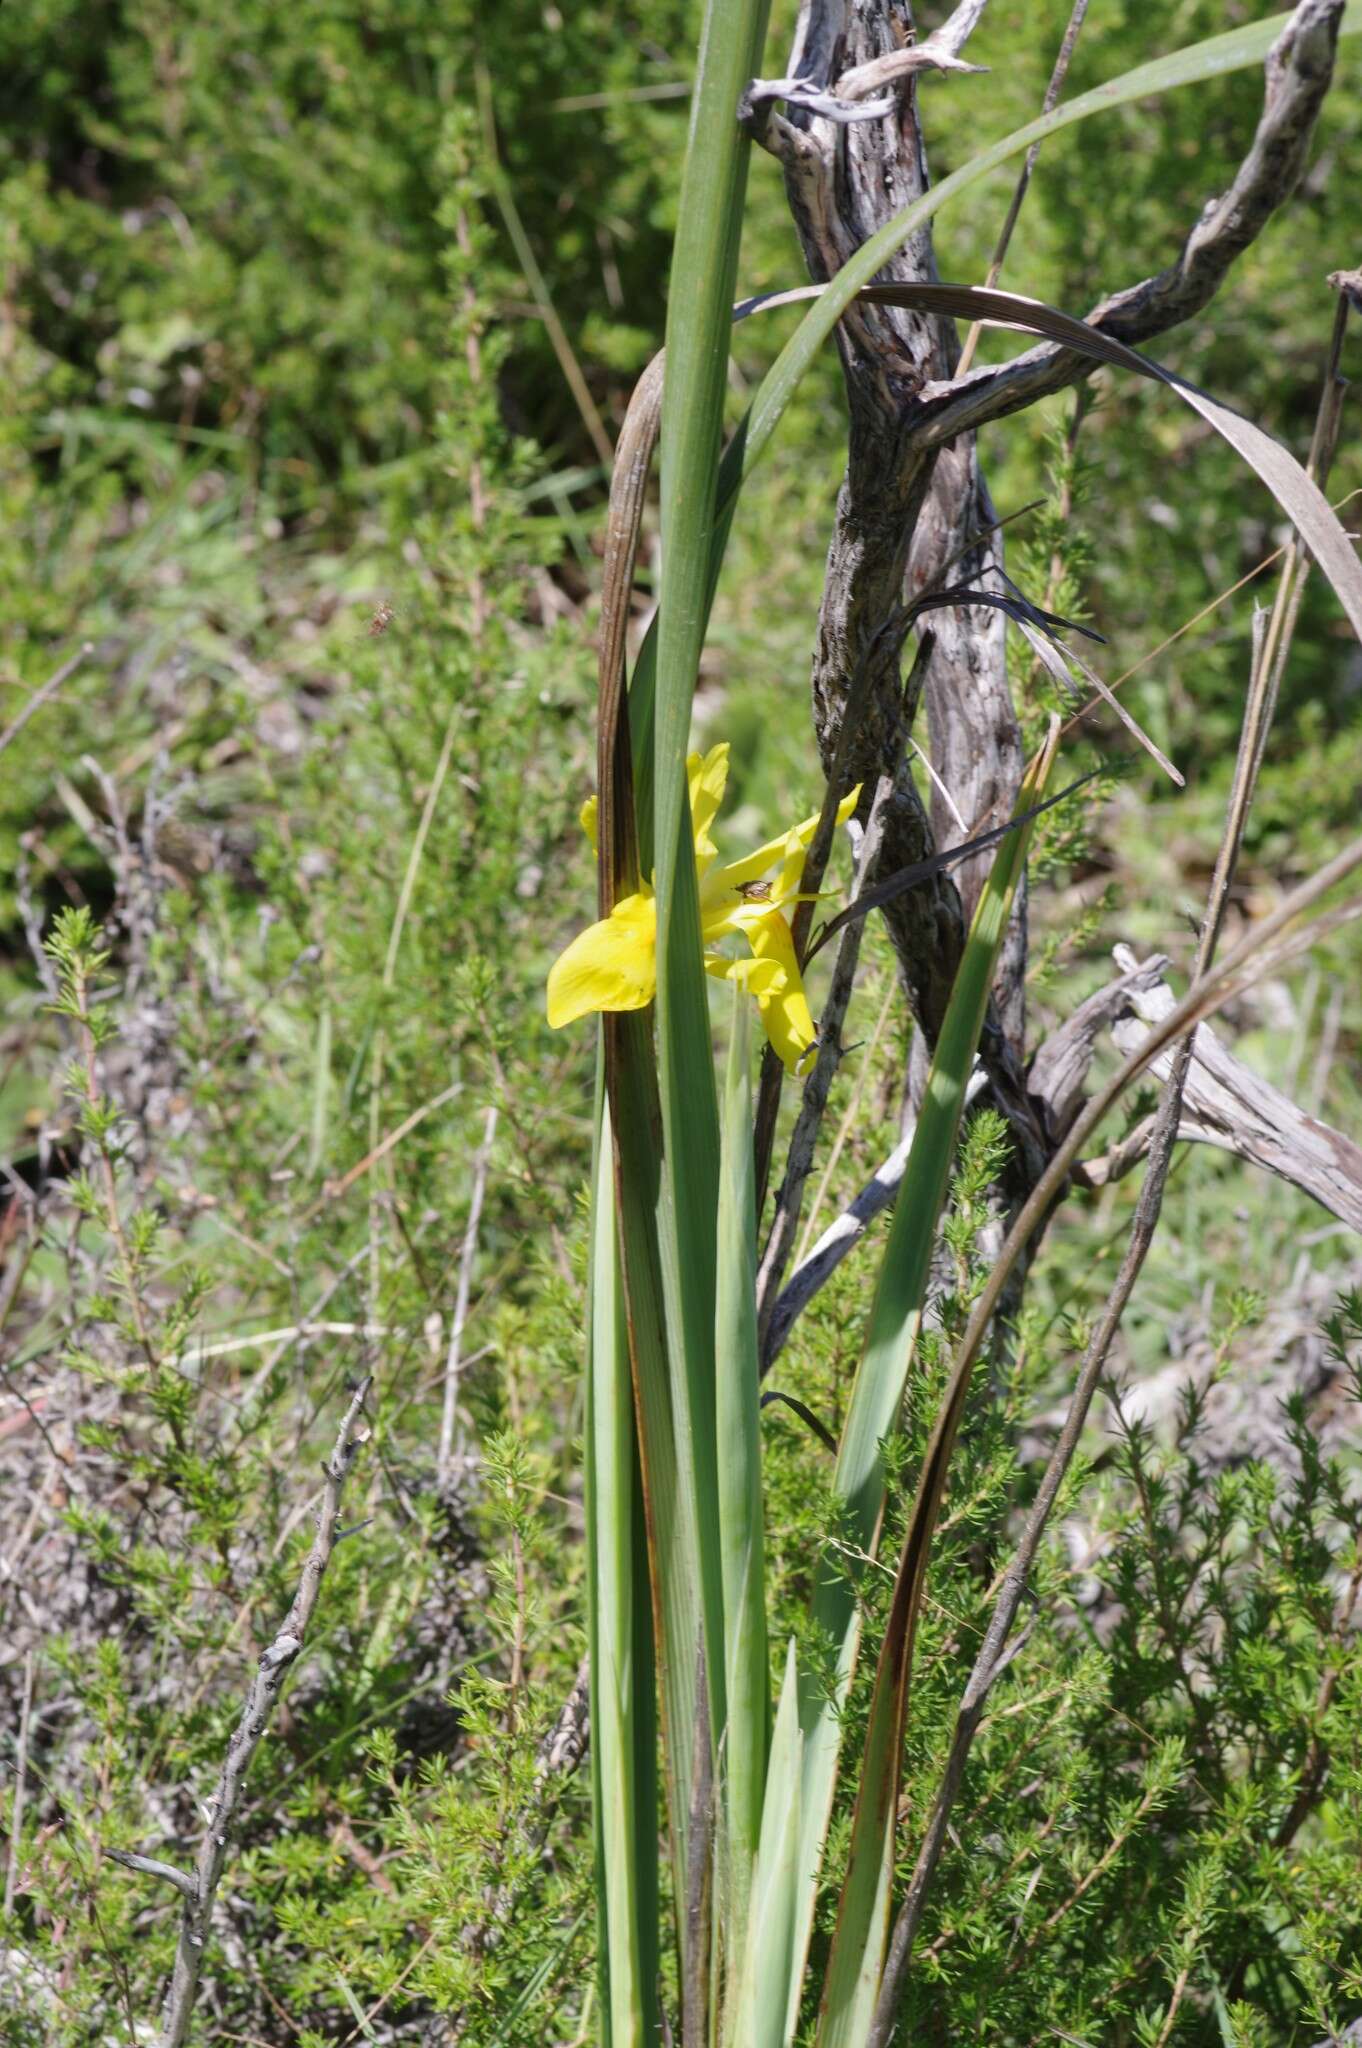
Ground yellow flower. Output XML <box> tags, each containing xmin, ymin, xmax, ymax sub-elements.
<box><xmin>546</xmin><ymin>743</ymin><xmax>860</xmax><ymax>1074</ymax></box>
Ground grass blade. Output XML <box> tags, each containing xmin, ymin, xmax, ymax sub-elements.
<box><xmin>813</xmin><ymin>729</ymin><xmax>1061</xmax><ymax>2048</ymax></box>
<box><xmin>786</xmin><ymin>727</ymin><xmax>1061</xmax><ymax>2045</ymax></box>
<box><xmin>587</xmin><ymin>1102</ymin><xmax>660</xmax><ymax>2048</ymax></box>
<box><xmin>726</xmin><ymin>1638</ymin><xmax>804</xmax><ymax>2048</ymax></box>
<box><xmin>716</xmin><ymin>990</ymin><xmax>768</xmax><ymax>2000</ymax></box>
<box><xmin>650</xmin><ymin>0</ymin><xmax>770</xmax><ymax>1886</ymax></box>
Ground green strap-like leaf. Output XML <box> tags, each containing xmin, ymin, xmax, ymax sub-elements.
<box><xmin>716</xmin><ymin>991</ymin><xmax>769</xmax><ymax>2013</ymax></box>
<box><xmin>725</xmin><ymin>1638</ymin><xmax>804</xmax><ymax>2048</ymax></box>
<box><xmin>605</xmin><ymin>1011</ymin><xmax>702</xmax><ymax>1910</ymax></box>
<box><xmin>587</xmin><ymin>1099</ymin><xmax>660</xmax><ymax>2048</ymax></box>
<box><xmin>651</xmin><ymin>0</ymin><xmax>772</xmax><ymax>1837</ymax></box>
<box><xmin>796</xmin><ymin>732</ymin><xmax>1060</xmax><ymax>2048</ymax></box>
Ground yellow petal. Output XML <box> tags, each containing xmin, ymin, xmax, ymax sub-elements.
<box><xmin>546</xmin><ymin>891</ymin><xmax>656</xmax><ymax>1027</ymax></box>
<box><xmin>717</xmin><ymin>781</ymin><xmax>863</xmax><ymax>891</ymax></box>
<box><xmin>704</xmin><ymin>951</ymin><xmax>786</xmax><ymax>996</ymax></box>
<box><xmin>687</xmin><ymin>743</ymin><xmax>730</xmax><ymax>869</ymax></box>
<box><xmin>777</xmin><ymin>825</ymin><xmax>810</xmax><ymax>905</ymax></box>
<box><xmin>580</xmin><ymin>795</ymin><xmax>598</xmax><ymax>852</ymax></box>
<box><xmin>744</xmin><ymin>909</ymin><xmax>817</xmax><ymax>1075</ymax></box>
<box><xmin>724</xmin><ymin>893</ymin><xmax>821</xmax><ymax>940</ymax></box>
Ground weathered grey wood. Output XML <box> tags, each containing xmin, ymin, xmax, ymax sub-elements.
<box><xmin>768</xmin><ymin>0</ymin><xmax>1046</xmax><ymax>1190</ymax></box>
<box><xmin>757</xmin><ymin>0</ymin><xmax>1342</xmax><ymax>1218</ymax></box>
<box><xmin>1027</xmin><ymin>951</ymin><xmax>1174</xmax><ymax>1140</ymax></box>
<box><xmin>768</xmin><ymin>943</ymin><xmax>1362</xmax><ymax>1363</ymax></box>
<box><xmin>1094</xmin><ymin>945</ymin><xmax>1362</xmax><ymax>1233</ymax></box>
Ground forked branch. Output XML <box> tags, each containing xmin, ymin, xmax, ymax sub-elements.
<box><xmin>920</xmin><ymin>0</ymin><xmax>1345</xmax><ymax>446</ymax></box>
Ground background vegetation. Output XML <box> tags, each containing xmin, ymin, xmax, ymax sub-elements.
<box><xmin>2</xmin><ymin>2</ymin><xmax>1360</xmax><ymax>2041</ymax></box>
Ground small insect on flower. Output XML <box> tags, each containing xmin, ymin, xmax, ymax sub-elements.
<box><xmin>739</xmin><ymin>880</ymin><xmax>773</xmax><ymax>902</ymax></box>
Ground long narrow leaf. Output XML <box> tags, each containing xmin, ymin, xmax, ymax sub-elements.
<box><xmin>587</xmin><ymin>1104</ymin><xmax>659</xmax><ymax>2048</ymax></box>
<box><xmin>726</xmin><ymin>1638</ymin><xmax>804</xmax><ymax>2048</ymax></box>
<box><xmin>606</xmin><ymin>1011</ymin><xmax>702</xmax><ymax>1909</ymax></box>
<box><xmin>716</xmin><ymin>991</ymin><xmax>768</xmax><ymax>2011</ymax></box>
<box><xmin>783</xmin><ymin>728</ymin><xmax>1060</xmax><ymax>2044</ymax></box>
<box><xmin>812</xmin><ymin>731</ymin><xmax>1060</xmax><ymax>2048</ymax></box>
<box><xmin>651</xmin><ymin>0</ymin><xmax>771</xmax><ymax>1882</ymax></box>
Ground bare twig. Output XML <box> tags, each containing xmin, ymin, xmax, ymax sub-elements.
<box><xmin>740</xmin><ymin>75</ymin><xmax>899</xmax><ymax>127</ymax></box>
<box><xmin>954</xmin><ymin>0</ymin><xmax>1091</xmax><ymax>378</ymax></box>
<box><xmin>919</xmin><ymin>0</ymin><xmax>993</xmax><ymax>64</ymax></box>
<box><xmin>921</xmin><ymin>0</ymin><xmax>1346</xmax><ymax>447</ymax></box>
<box><xmin>310</xmin><ymin>1083</ymin><xmax>462</xmax><ymax>1215</ymax></box>
<box><xmin>105</xmin><ymin>1850</ymin><xmax>197</xmax><ymax>1903</ymax></box>
<box><xmin>118</xmin><ymin>1380</ymin><xmax>372</xmax><ymax>2048</ymax></box>
<box><xmin>183</xmin><ymin>1320</ymin><xmax>403</xmax><ymax>1364</ymax></box>
<box><xmin>836</xmin><ymin>45</ymin><xmax>986</xmax><ymax>100</ymax></box>
<box><xmin>763</xmin><ymin>1067</ymin><xmax>991</xmax><ymax>1367</ymax></box>
<box><xmin>1153</xmin><ymin>1963</ymin><xmax>1193</xmax><ymax>2048</ymax></box>
<box><xmin>439</xmin><ymin>1103</ymin><xmax>498</xmax><ymax>1480</ymax></box>
<box><xmin>0</xmin><ymin>643</ymin><xmax>93</xmax><ymax>762</ymax></box>
<box><xmin>756</xmin><ymin>772</ymin><xmax>894</xmax><ymax>1354</ymax></box>
<box><xmin>3</xmin><ymin>1650</ymin><xmax>35</xmax><ymax>1918</ymax></box>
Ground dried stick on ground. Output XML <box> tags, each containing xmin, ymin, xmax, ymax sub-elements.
<box><xmin>1090</xmin><ymin>951</ymin><xmax>1362</xmax><ymax>1233</ymax></box>
<box><xmin>109</xmin><ymin>1379</ymin><xmax>372</xmax><ymax>2048</ymax></box>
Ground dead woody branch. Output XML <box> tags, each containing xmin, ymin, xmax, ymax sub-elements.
<box><xmin>1091</xmin><ymin>947</ymin><xmax>1362</xmax><ymax>1234</ymax></box>
<box><xmin>916</xmin><ymin>0</ymin><xmax>1346</xmax><ymax>447</ymax></box>
<box><xmin>764</xmin><ymin>940</ymin><xmax>1362</xmax><ymax>1365</ymax></box>
<box><xmin>751</xmin><ymin>0</ymin><xmax>1344</xmax><ymax>1237</ymax></box>
<box><xmin>111</xmin><ymin>1378</ymin><xmax>372</xmax><ymax>2048</ymax></box>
